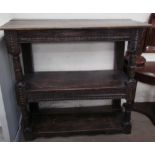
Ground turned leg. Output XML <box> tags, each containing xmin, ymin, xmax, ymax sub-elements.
<box><xmin>20</xmin><ymin>105</ymin><xmax>31</xmax><ymax>135</ymax></box>
<box><xmin>16</xmin><ymin>82</ymin><xmax>34</xmax><ymax>141</ymax></box>
<box><xmin>5</xmin><ymin>32</ymin><xmax>35</xmax><ymax>141</ymax></box>
<box><xmin>123</xmin><ymin>81</ymin><xmax>136</xmax><ymax>134</ymax></box>
<box><xmin>123</xmin><ymin>29</ymin><xmax>141</xmax><ymax>133</ymax></box>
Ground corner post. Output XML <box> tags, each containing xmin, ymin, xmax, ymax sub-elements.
<box><xmin>123</xmin><ymin>29</ymin><xmax>140</xmax><ymax>133</ymax></box>
<box><xmin>5</xmin><ymin>30</ymin><xmax>32</xmax><ymax>140</ymax></box>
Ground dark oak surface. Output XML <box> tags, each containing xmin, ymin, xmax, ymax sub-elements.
<box><xmin>25</xmin><ymin>70</ymin><xmax>128</xmax><ymax>92</ymax></box>
<box><xmin>2</xmin><ymin>19</ymin><xmax>147</xmax><ymax>140</ymax></box>
<box><xmin>0</xmin><ymin>19</ymin><xmax>149</xmax><ymax>30</ymax></box>
<box><xmin>31</xmin><ymin>112</ymin><xmax>124</xmax><ymax>138</ymax></box>
<box><xmin>24</xmin><ymin>70</ymin><xmax>128</xmax><ymax>102</ymax></box>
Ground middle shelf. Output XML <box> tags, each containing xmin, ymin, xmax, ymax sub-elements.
<box><xmin>23</xmin><ymin>70</ymin><xmax>128</xmax><ymax>102</ymax></box>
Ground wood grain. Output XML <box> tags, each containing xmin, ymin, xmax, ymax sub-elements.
<box><xmin>25</xmin><ymin>70</ymin><xmax>128</xmax><ymax>92</ymax></box>
<box><xmin>0</xmin><ymin>19</ymin><xmax>150</xmax><ymax>30</ymax></box>
<box><xmin>2</xmin><ymin>19</ymin><xmax>147</xmax><ymax>140</ymax></box>
<box><xmin>31</xmin><ymin>112</ymin><xmax>124</xmax><ymax>139</ymax></box>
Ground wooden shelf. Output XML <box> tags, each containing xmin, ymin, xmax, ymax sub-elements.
<box><xmin>25</xmin><ymin>70</ymin><xmax>128</xmax><ymax>92</ymax></box>
<box><xmin>2</xmin><ymin>19</ymin><xmax>145</xmax><ymax>140</ymax></box>
<box><xmin>30</xmin><ymin>111</ymin><xmax>125</xmax><ymax>138</ymax></box>
<box><xmin>24</xmin><ymin>70</ymin><xmax>128</xmax><ymax>101</ymax></box>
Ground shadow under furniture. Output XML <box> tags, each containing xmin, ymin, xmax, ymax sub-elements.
<box><xmin>0</xmin><ymin>19</ymin><xmax>149</xmax><ymax>140</ymax></box>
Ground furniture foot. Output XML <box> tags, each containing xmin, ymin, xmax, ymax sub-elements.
<box><xmin>20</xmin><ymin>104</ymin><xmax>33</xmax><ymax>141</ymax></box>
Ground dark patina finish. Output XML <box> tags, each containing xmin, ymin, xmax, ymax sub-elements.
<box><xmin>0</xmin><ymin>19</ymin><xmax>149</xmax><ymax>140</ymax></box>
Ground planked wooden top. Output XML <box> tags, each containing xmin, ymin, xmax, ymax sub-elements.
<box><xmin>0</xmin><ymin>19</ymin><xmax>150</xmax><ymax>30</ymax></box>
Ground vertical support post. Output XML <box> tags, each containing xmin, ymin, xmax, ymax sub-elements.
<box><xmin>123</xmin><ymin>29</ymin><xmax>140</xmax><ymax>133</ymax></box>
<box><xmin>114</xmin><ymin>41</ymin><xmax>125</xmax><ymax>70</ymax></box>
<box><xmin>21</xmin><ymin>43</ymin><xmax>39</xmax><ymax>113</ymax></box>
<box><xmin>5</xmin><ymin>31</ymin><xmax>23</xmax><ymax>81</ymax></box>
<box><xmin>21</xmin><ymin>43</ymin><xmax>34</xmax><ymax>74</ymax></box>
<box><xmin>5</xmin><ymin>31</ymin><xmax>32</xmax><ymax>140</ymax></box>
<box><xmin>112</xmin><ymin>41</ymin><xmax>125</xmax><ymax>110</ymax></box>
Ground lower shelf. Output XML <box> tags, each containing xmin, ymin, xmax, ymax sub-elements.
<box><xmin>29</xmin><ymin>112</ymin><xmax>126</xmax><ymax>138</ymax></box>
